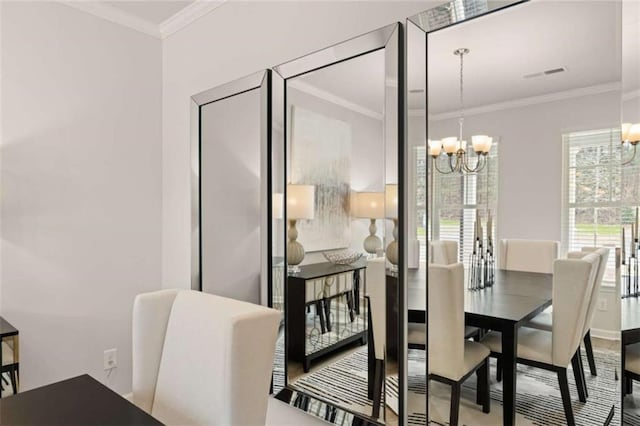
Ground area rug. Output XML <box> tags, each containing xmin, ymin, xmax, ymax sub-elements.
<box><xmin>290</xmin><ymin>347</ymin><xmax>620</xmax><ymax>425</ymax></box>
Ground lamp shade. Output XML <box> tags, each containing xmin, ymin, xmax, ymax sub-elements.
<box><xmin>623</xmin><ymin>123</ymin><xmax>632</xmax><ymax>141</ymax></box>
<box><xmin>287</xmin><ymin>184</ymin><xmax>315</xmax><ymax>220</ymax></box>
<box><xmin>385</xmin><ymin>184</ymin><xmax>398</xmax><ymax>219</ymax></box>
<box><xmin>352</xmin><ymin>192</ymin><xmax>384</xmax><ymax>219</ymax></box>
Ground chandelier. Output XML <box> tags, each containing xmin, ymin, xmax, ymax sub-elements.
<box><xmin>622</xmin><ymin>122</ymin><xmax>640</xmax><ymax>166</ymax></box>
<box><xmin>429</xmin><ymin>48</ymin><xmax>492</xmax><ymax>174</ymax></box>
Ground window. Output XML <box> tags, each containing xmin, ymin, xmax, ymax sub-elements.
<box><xmin>562</xmin><ymin>128</ymin><xmax>627</xmax><ymax>286</ymax></box>
<box><xmin>425</xmin><ymin>144</ymin><xmax>499</xmax><ymax>264</ymax></box>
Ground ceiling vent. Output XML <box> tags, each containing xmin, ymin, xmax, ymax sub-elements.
<box><xmin>523</xmin><ymin>66</ymin><xmax>567</xmax><ymax>79</ymax></box>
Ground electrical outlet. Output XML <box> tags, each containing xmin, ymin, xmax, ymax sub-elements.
<box><xmin>598</xmin><ymin>299</ymin><xmax>608</xmax><ymax>311</ymax></box>
<box><xmin>104</xmin><ymin>349</ymin><xmax>117</xmax><ymax>371</ymax></box>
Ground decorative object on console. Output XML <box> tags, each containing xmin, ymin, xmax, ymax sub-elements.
<box><xmin>287</xmin><ymin>184</ymin><xmax>315</xmax><ymax>274</ymax></box>
<box><xmin>323</xmin><ymin>250</ymin><xmax>364</xmax><ymax>265</ymax></box>
<box><xmin>385</xmin><ymin>184</ymin><xmax>399</xmax><ymax>268</ymax></box>
<box><xmin>352</xmin><ymin>192</ymin><xmax>385</xmax><ymax>255</ymax></box>
<box><xmin>429</xmin><ymin>48</ymin><xmax>493</xmax><ymax>175</ymax></box>
<box><xmin>622</xmin><ymin>122</ymin><xmax>640</xmax><ymax>165</ymax></box>
<box><xmin>622</xmin><ymin>207</ymin><xmax>640</xmax><ymax>297</ymax></box>
<box><xmin>290</xmin><ymin>106</ymin><xmax>351</xmax><ymax>251</ymax></box>
<box><xmin>468</xmin><ymin>210</ymin><xmax>496</xmax><ymax>290</ymax></box>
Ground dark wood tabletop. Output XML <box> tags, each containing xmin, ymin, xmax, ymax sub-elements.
<box><xmin>0</xmin><ymin>374</ymin><xmax>162</xmax><ymax>425</ymax></box>
<box><xmin>0</xmin><ymin>316</ymin><xmax>18</xmax><ymax>338</ymax></box>
<box><xmin>289</xmin><ymin>260</ymin><xmax>367</xmax><ymax>280</ymax></box>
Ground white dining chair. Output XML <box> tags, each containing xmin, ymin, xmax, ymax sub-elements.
<box><xmin>408</xmin><ymin>240</ymin><xmax>479</xmax><ymax>346</ymax></box>
<box><xmin>429</xmin><ymin>262</ymin><xmax>491</xmax><ymax>426</ymax></box>
<box><xmin>481</xmin><ymin>253</ymin><xmax>599</xmax><ymax>425</ymax></box>
<box><xmin>429</xmin><ymin>240</ymin><xmax>459</xmax><ymax>265</ymax></box>
<box><xmin>526</xmin><ymin>247</ymin><xmax>608</xmax><ymax>380</ymax></box>
<box><xmin>499</xmin><ymin>239</ymin><xmax>559</xmax><ymax>274</ymax></box>
<box><xmin>365</xmin><ymin>257</ymin><xmax>386</xmax><ymax>419</ymax></box>
<box><xmin>131</xmin><ymin>289</ymin><xmax>281</xmax><ymax>426</ymax></box>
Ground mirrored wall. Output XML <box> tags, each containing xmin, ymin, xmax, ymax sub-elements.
<box><xmin>410</xmin><ymin>1</ymin><xmax>625</xmax><ymax>425</ymax></box>
<box><xmin>271</xmin><ymin>23</ymin><xmax>405</xmax><ymax>424</ymax></box>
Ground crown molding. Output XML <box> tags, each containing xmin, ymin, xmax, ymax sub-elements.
<box><xmin>159</xmin><ymin>1</ymin><xmax>228</xmax><ymax>39</ymax></box>
<box><xmin>60</xmin><ymin>1</ymin><xmax>161</xmax><ymax>39</ymax></box>
<box><xmin>289</xmin><ymin>80</ymin><xmax>383</xmax><ymax>121</ymax></box>
<box><xmin>425</xmin><ymin>81</ymin><xmax>622</xmax><ymax>121</ymax></box>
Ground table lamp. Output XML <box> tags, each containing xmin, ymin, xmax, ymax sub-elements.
<box><xmin>385</xmin><ymin>184</ymin><xmax>398</xmax><ymax>267</ymax></box>
<box><xmin>352</xmin><ymin>192</ymin><xmax>385</xmax><ymax>255</ymax></box>
<box><xmin>287</xmin><ymin>184</ymin><xmax>315</xmax><ymax>273</ymax></box>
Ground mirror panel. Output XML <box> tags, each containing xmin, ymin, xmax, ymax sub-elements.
<box><xmin>621</xmin><ymin>1</ymin><xmax>640</xmax><ymax>424</ymax></box>
<box><xmin>191</xmin><ymin>71</ymin><xmax>270</xmax><ymax>301</ymax></box>
<box><xmin>410</xmin><ymin>1</ymin><xmax>624</xmax><ymax>424</ymax></box>
<box><xmin>271</xmin><ymin>24</ymin><xmax>403</xmax><ymax>425</ymax></box>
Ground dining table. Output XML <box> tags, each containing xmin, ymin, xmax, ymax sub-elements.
<box><xmin>406</xmin><ymin>267</ymin><xmax>553</xmax><ymax>426</ymax></box>
<box><xmin>0</xmin><ymin>374</ymin><xmax>162</xmax><ymax>425</ymax></box>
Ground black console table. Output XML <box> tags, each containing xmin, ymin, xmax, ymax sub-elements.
<box><xmin>286</xmin><ymin>261</ymin><xmax>367</xmax><ymax>372</ymax></box>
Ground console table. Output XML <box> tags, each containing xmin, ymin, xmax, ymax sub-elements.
<box><xmin>0</xmin><ymin>316</ymin><xmax>19</xmax><ymax>397</ymax></box>
<box><xmin>286</xmin><ymin>261</ymin><xmax>367</xmax><ymax>372</ymax></box>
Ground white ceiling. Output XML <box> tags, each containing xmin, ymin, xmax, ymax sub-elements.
<box><xmin>293</xmin><ymin>1</ymin><xmax>632</xmax><ymax>116</ymax></box>
<box><xmin>104</xmin><ymin>0</ymin><xmax>195</xmax><ymax>25</ymax></box>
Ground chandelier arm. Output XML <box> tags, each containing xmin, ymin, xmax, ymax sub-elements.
<box><xmin>623</xmin><ymin>143</ymin><xmax>638</xmax><ymax>166</ymax></box>
<box><xmin>432</xmin><ymin>156</ymin><xmax>455</xmax><ymax>174</ymax></box>
<box><xmin>463</xmin><ymin>152</ymin><xmax>487</xmax><ymax>174</ymax></box>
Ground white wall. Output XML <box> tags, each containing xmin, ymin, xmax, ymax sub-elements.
<box><xmin>1</xmin><ymin>2</ymin><xmax>162</xmax><ymax>394</ymax></box>
<box><xmin>428</xmin><ymin>89</ymin><xmax>621</xmax><ymax>244</ymax></box>
<box><xmin>162</xmin><ymin>1</ymin><xmax>435</xmax><ymax>289</ymax></box>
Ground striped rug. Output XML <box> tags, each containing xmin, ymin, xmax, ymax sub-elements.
<box><xmin>287</xmin><ymin>347</ymin><xmax>620</xmax><ymax>425</ymax></box>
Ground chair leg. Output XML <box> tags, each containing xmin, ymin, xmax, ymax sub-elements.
<box><xmin>496</xmin><ymin>357</ymin><xmax>503</xmax><ymax>382</ymax></box>
<box><xmin>449</xmin><ymin>382</ymin><xmax>461</xmax><ymax>426</ymax></box>
<box><xmin>557</xmin><ymin>368</ymin><xmax>576</xmax><ymax>426</ymax></box>
<box><xmin>9</xmin><ymin>367</ymin><xmax>17</xmax><ymax>395</ymax></box>
<box><xmin>476</xmin><ymin>358</ymin><xmax>490</xmax><ymax>413</ymax></box>
<box><xmin>315</xmin><ymin>301</ymin><xmax>327</xmax><ymax>334</ymax></box>
<box><xmin>323</xmin><ymin>298</ymin><xmax>332</xmax><ymax>332</ymax></box>
<box><xmin>571</xmin><ymin>351</ymin><xmax>587</xmax><ymax>403</ymax></box>
<box><xmin>576</xmin><ymin>346</ymin><xmax>588</xmax><ymax>398</ymax></box>
<box><xmin>583</xmin><ymin>331</ymin><xmax>597</xmax><ymax>376</ymax></box>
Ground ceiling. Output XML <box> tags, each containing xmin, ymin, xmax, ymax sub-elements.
<box><xmin>292</xmin><ymin>1</ymin><xmax>632</xmax><ymax>117</ymax></box>
<box><xmin>104</xmin><ymin>0</ymin><xmax>195</xmax><ymax>25</ymax></box>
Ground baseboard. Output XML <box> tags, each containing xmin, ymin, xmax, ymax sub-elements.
<box><xmin>591</xmin><ymin>328</ymin><xmax>620</xmax><ymax>341</ymax></box>
<box><xmin>122</xmin><ymin>392</ymin><xmax>133</xmax><ymax>401</ymax></box>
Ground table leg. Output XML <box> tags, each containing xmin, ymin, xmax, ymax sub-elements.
<box><xmin>501</xmin><ymin>326</ymin><xmax>517</xmax><ymax>426</ymax></box>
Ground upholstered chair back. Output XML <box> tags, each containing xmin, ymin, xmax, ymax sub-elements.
<box><xmin>551</xmin><ymin>253</ymin><xmax>599</xmax><ymax>367</ymax></box>
<box><xmin>132</xmin><ymin>290</ymin><xmax>281</xmax><ymax>425</ymax></box>
<box><xmin>428</xmin><ymin>263</ymin><xmax>465</xmax><ymax>378</ymax></box>
<box><xmin>366</xmin><ymin>258</ymin><xmax>386</xmax><ymax>361</ymax></box>
<box><xmin>429</xmin><ymin>240</ymin><xmax>458</xmax><ymax>265</ymax></box>
<box><xmin>568</xmin><ymin>247</ymin><xmax>609</xmax><ymax>336</ymax></box>
<box><xmin>499</xmin><ymin>239</ymin><xmax>559</xmax><ymax>274</ymax></box>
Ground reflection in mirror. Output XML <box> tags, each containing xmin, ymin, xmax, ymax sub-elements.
<box><xmin>621</xmin><ymin>2</ymin><xmax>640</xmax><ymax>424</ymax></box>
<box><xmin>271</xmin><ymin>23</ymin><xmax>403</xmax><ymax>425</ymax></box>
<box><xmin>191</xmin><ymin>71</ymin><xmax>269</xmax><ymax>304</ymax></box>
<box><xmin>411</xmin><ymin>1</ymin><xmax>624</xmax><ymax>425</ymax></box>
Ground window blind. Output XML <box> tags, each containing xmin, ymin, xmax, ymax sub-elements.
<box><xmin>562</xmin><ymin>129</ymin><xmax>628</xmax><ymax>286</ymax></box>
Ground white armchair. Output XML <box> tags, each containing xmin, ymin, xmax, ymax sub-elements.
<box><xmin>132</xmin><ymin>289</ymin><xmax>281</xmax><ymax>426</ymax></box>
<box><xmin>498</xmin><ymin>239</ymin><xmax>559</xmax><ymax>274</ymax></box>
